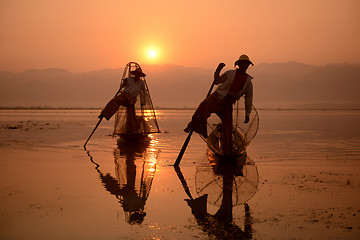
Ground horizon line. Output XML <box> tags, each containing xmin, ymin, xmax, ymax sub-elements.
<box><xmin>1</xmin><ymin>61</ymin><xmax>360</xmax><ymax>74</ymax></box>
<box><xmin>1</xmin><ymin>106</ymin><xmax>359</xmax><ymax>111</ymax></box>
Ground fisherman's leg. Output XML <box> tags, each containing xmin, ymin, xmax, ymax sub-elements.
<box><xmin>100</xmin><ymin>94</ymin><xmax>128</xmax><ymax>120</ymax></box>
<box><xmin>184</xmin><ymin>93</ymin><xmax>220</xmax><ymax>138</ymax></box>
<box><xmin>125</xmin><ymin>104</ymin><xmax>137</xmax><ymax>132</ymax></box>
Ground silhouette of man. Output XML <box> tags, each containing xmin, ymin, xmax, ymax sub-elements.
<box><xmin>184</xmin><ymin>54</ymin><xmax>254</xmax><ymax>155</ymax></box>
<box><xmin>98</xmin><ymin>68</ymin><xmax>146</xmax><ymax>132</ymax></box>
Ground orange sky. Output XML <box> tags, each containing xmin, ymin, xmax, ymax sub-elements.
<box><xmin>1</xmin><ymin>0</ymin><xmax>359</xmax><ymax>72</ymax></box>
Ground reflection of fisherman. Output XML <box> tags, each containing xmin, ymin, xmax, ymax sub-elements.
<box><xmin>115</xmin><ymin>142</ymin><xmax>157</xmax><ymax>224</ymax></box>
<box><xmin>119</xmin><ymin>152</ymin><xmax>147</xmax><ymax>224</ymax></box>
<box><xmin>98</xmin><ymin>171</ymin><xmax>146</xmax><ymax>224</ymax></box>
<box><xmin>98</xmin><ymin>68</ymin><xmax>146</xmax><ymax>132</ymax></box>
<box><xmin>173</xmin><ymin>152</ymin><xmax>256</xmax><ymax>239</ymax></box>
<box><xmin>87</xmin><ymin>141</ymin><xmax>156</xmax><ymax>225</ymax></box>
<box><xmin>185</xmin><ymin>173</ymin><xmax>252</xmax><ymax>239</ymax></box>
<box><xmin>184</xmin><ymin>55</ymin><xmax>254</xmax><ymax>155</ymax></box>
<box><xmin>175</xmin><ymin>153</ymin><xmax>254</xmax><ymax>239</ymax></box>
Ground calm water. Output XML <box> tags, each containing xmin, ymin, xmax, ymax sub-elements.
<box><xmin>1</xmin><ymin>109</ymin><xmax>359</xmax><ymax>163</ymax></box>
<box><xmin>1</xmin><ymin>109</ymin><xmax>360</xmax><ymax>239</ymax></box>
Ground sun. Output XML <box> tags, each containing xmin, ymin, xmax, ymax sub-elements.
<box><xmin>148</xmin><ymin>49</ymin><xmax>157</xmax><ymax>59</ymax></box>
<box><xmin>142</xmin><ymin>46</ymin><xmax>163</xmax><ymax>63</ymax></box>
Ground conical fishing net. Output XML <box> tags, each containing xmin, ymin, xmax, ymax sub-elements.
<box><xmin>114</xmin><ymin>147</ymin><xmax>159</xmax><ymax>201</ymax></box>
<box><xmin>113</xmin><ymin>62</ymin><xmax>160</xmax><ymax>137</ymax></box>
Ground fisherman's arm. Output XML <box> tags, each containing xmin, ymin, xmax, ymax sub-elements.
<box><xmin>214</xmin><ymin>63</ymin><xmax>226</xmax><ymax>84</ymax></box>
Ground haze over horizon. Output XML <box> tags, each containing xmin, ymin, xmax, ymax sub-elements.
<box><xmin>1</xmin><ymin>62</ymin><xmax>359</xmax><ymax>109</ymax></box>
<box><xmin>1</xmin><ymin>0</ymin><xmax>359</xmax><ymax>73</ymax></box>
<box><xmin>1</xmin><ymin>60</ymin><xmax>360</xmax><ymax>74</ymax></box>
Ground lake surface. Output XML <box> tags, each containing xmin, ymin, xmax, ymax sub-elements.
<box><xmin>2</xmin><ymin>109</ymin><xmax>359</xmax><ymax>162</ymax></box>
<box><xmin>0</xmin><ymin>109</ymin><xmax>359</xmax><ymax>239</ymax></box>
<box><xmin>156</xmin><ymin>109</ymin><xmax>360</xmax><ymax>163</ymax></box>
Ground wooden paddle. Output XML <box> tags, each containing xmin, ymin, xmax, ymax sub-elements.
<box><xmin>174</xmin><ymin>63</ymin><xmax>225</xmax><ymax>166</ymax></box>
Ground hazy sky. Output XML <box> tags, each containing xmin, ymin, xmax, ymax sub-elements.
<box><xmin>1</xmin><ymin>0</ymin><xmax>359</xmax><ymax>72</ymax></box>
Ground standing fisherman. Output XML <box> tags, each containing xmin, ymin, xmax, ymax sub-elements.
<box><xmin>184</xmin><ymin>54</ymin><xmax>254</xmax><ymax>155</ymax></box>
<box><xmin>98</xmin><ymin>68</ymin><xmax>146</xmax><ymax>132</ymax></box>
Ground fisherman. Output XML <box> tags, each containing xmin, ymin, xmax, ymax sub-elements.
<box><xmin>98</xmin><ymin>67</ymin><xmax>146</xmax><ymax>132</ymax></box>
<box><xmin>184</xmin><ymin>54</ymin><xmax>254</xmax><ymax>155</ymax></box>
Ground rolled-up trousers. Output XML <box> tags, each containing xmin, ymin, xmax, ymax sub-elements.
<box><xmin>185</xmin><ymin>92</ymin><xmax>233</xmax><ymax>155</ymax></box>
<box><xmin>100</xmin><ymin>93</ymin><xmax>137</xmax><ymax>132</ymax></box>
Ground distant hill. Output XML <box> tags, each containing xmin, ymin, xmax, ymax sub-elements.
<box><xmin>0</xmin><ymin>62</ymin><xmax>359</xmax><ymax>109</ymax></box>
<box><xmin>252</xmin><ymin>62</ymin><xmax>360</xmax><ymax>108</ymax></box>
<box><xmin>0</xmin><ymin>68</ymin><xmax>122</xmax><ymax>107</ymax></box>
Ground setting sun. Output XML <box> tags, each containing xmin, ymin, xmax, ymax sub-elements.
<box><xmin>142</xmin><ymin>46</ymin><xmax>163</xmax><ymax>64</ymax></box>
<box><xmin>148</xmin><ymin>49</ymin><xmax>157</xmax><ymax>59</ymax></box>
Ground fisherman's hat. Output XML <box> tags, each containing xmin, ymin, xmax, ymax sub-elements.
<box><xmin>235</xmin><ymin>54</ymin><xmax>254</xmax><ymax>66</ymax></box>
<box><xmin>130</xmin><ymin>68</ymin><xmax>146</xmax><ymax>77</ymax></box>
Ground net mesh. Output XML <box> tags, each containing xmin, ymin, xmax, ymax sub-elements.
<box><xmin>113</xmin><ymin>62</ymin><xmax>160</xmax><ymax>137</ymax></box>
<box><xmin>195</xmin><ymin>154</ymin><xmax>259</xmax><ymax>207</ymax></box>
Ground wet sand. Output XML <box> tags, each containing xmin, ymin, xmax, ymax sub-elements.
<box><xmin>1</xmin><ymin>110</ymin><xmax>360</xmax><ymax>239</ymax></box>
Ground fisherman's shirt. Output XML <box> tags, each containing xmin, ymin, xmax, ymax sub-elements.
<box><xmin>214</xmin><ymin>69</ymin><xmax>253</xmax><ymax>115</ymax></box>
<box><xmin>122</xmin><ymin>77</ymin><xmax>146</xmax><ymax>98</ymax></box>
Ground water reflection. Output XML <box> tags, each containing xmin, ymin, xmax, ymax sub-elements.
<box><xmin>87</xmin><ymin>138</ymin><xmax>159</xmax><ymax>224</ymax></box>
<box><xmin>175</xmin><ymin>152</ymin><xmax>258</xmax><ymax>239</ymax></box>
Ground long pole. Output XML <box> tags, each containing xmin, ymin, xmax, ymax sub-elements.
<box><xmin>174</xmin><ymin>166</ymin><xmax>193</xmax><ymax>200</ymax></box>
<box><xmin>83</xmin><ymin>87</ymin><xmax>122</xmax><ymax>149</ymax></box>
<box><xmin>83</xmin><ymin>118</ymin><xmax>103</xmax><ymax>150</ymax></box>
<box><xmin>173</xmin><ymin>76</ymin><xmax>218</xmax><ymax>167</ymax></box>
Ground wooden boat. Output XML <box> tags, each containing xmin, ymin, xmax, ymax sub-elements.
<box><xmin>113</xmin><ymin>62</ymin><xmax>160</xmax><ymax>141</ymax></box>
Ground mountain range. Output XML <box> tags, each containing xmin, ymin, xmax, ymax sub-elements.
<box><xmin>0</xmin><ymin>62</ymin><xmax>359</xmax><ymax>109</ymax></box>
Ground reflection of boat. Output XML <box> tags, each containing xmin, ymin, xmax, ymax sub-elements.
<box><xmin>203</xmin><ymin>102</ymin><xmax>259</xmax><ymax>155</ymax></box>
<box><xmin>113</xmin><ymin>62</ymin><xmax>161</xmax><ymax>141</ymax></box>
<box><xmin>87</xmin><ymin>139</ymin><xmax>159</xmax><ymax>225</ymax></box>
<box><xmin>195</xmin><ymin>152</ymin><xmax>259</xmax><ymax>207</ymax></box>
<box><xmin>116</xmin><ymin>136</ymin><xmax>150</xmax><ymax>153</ymax></box>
